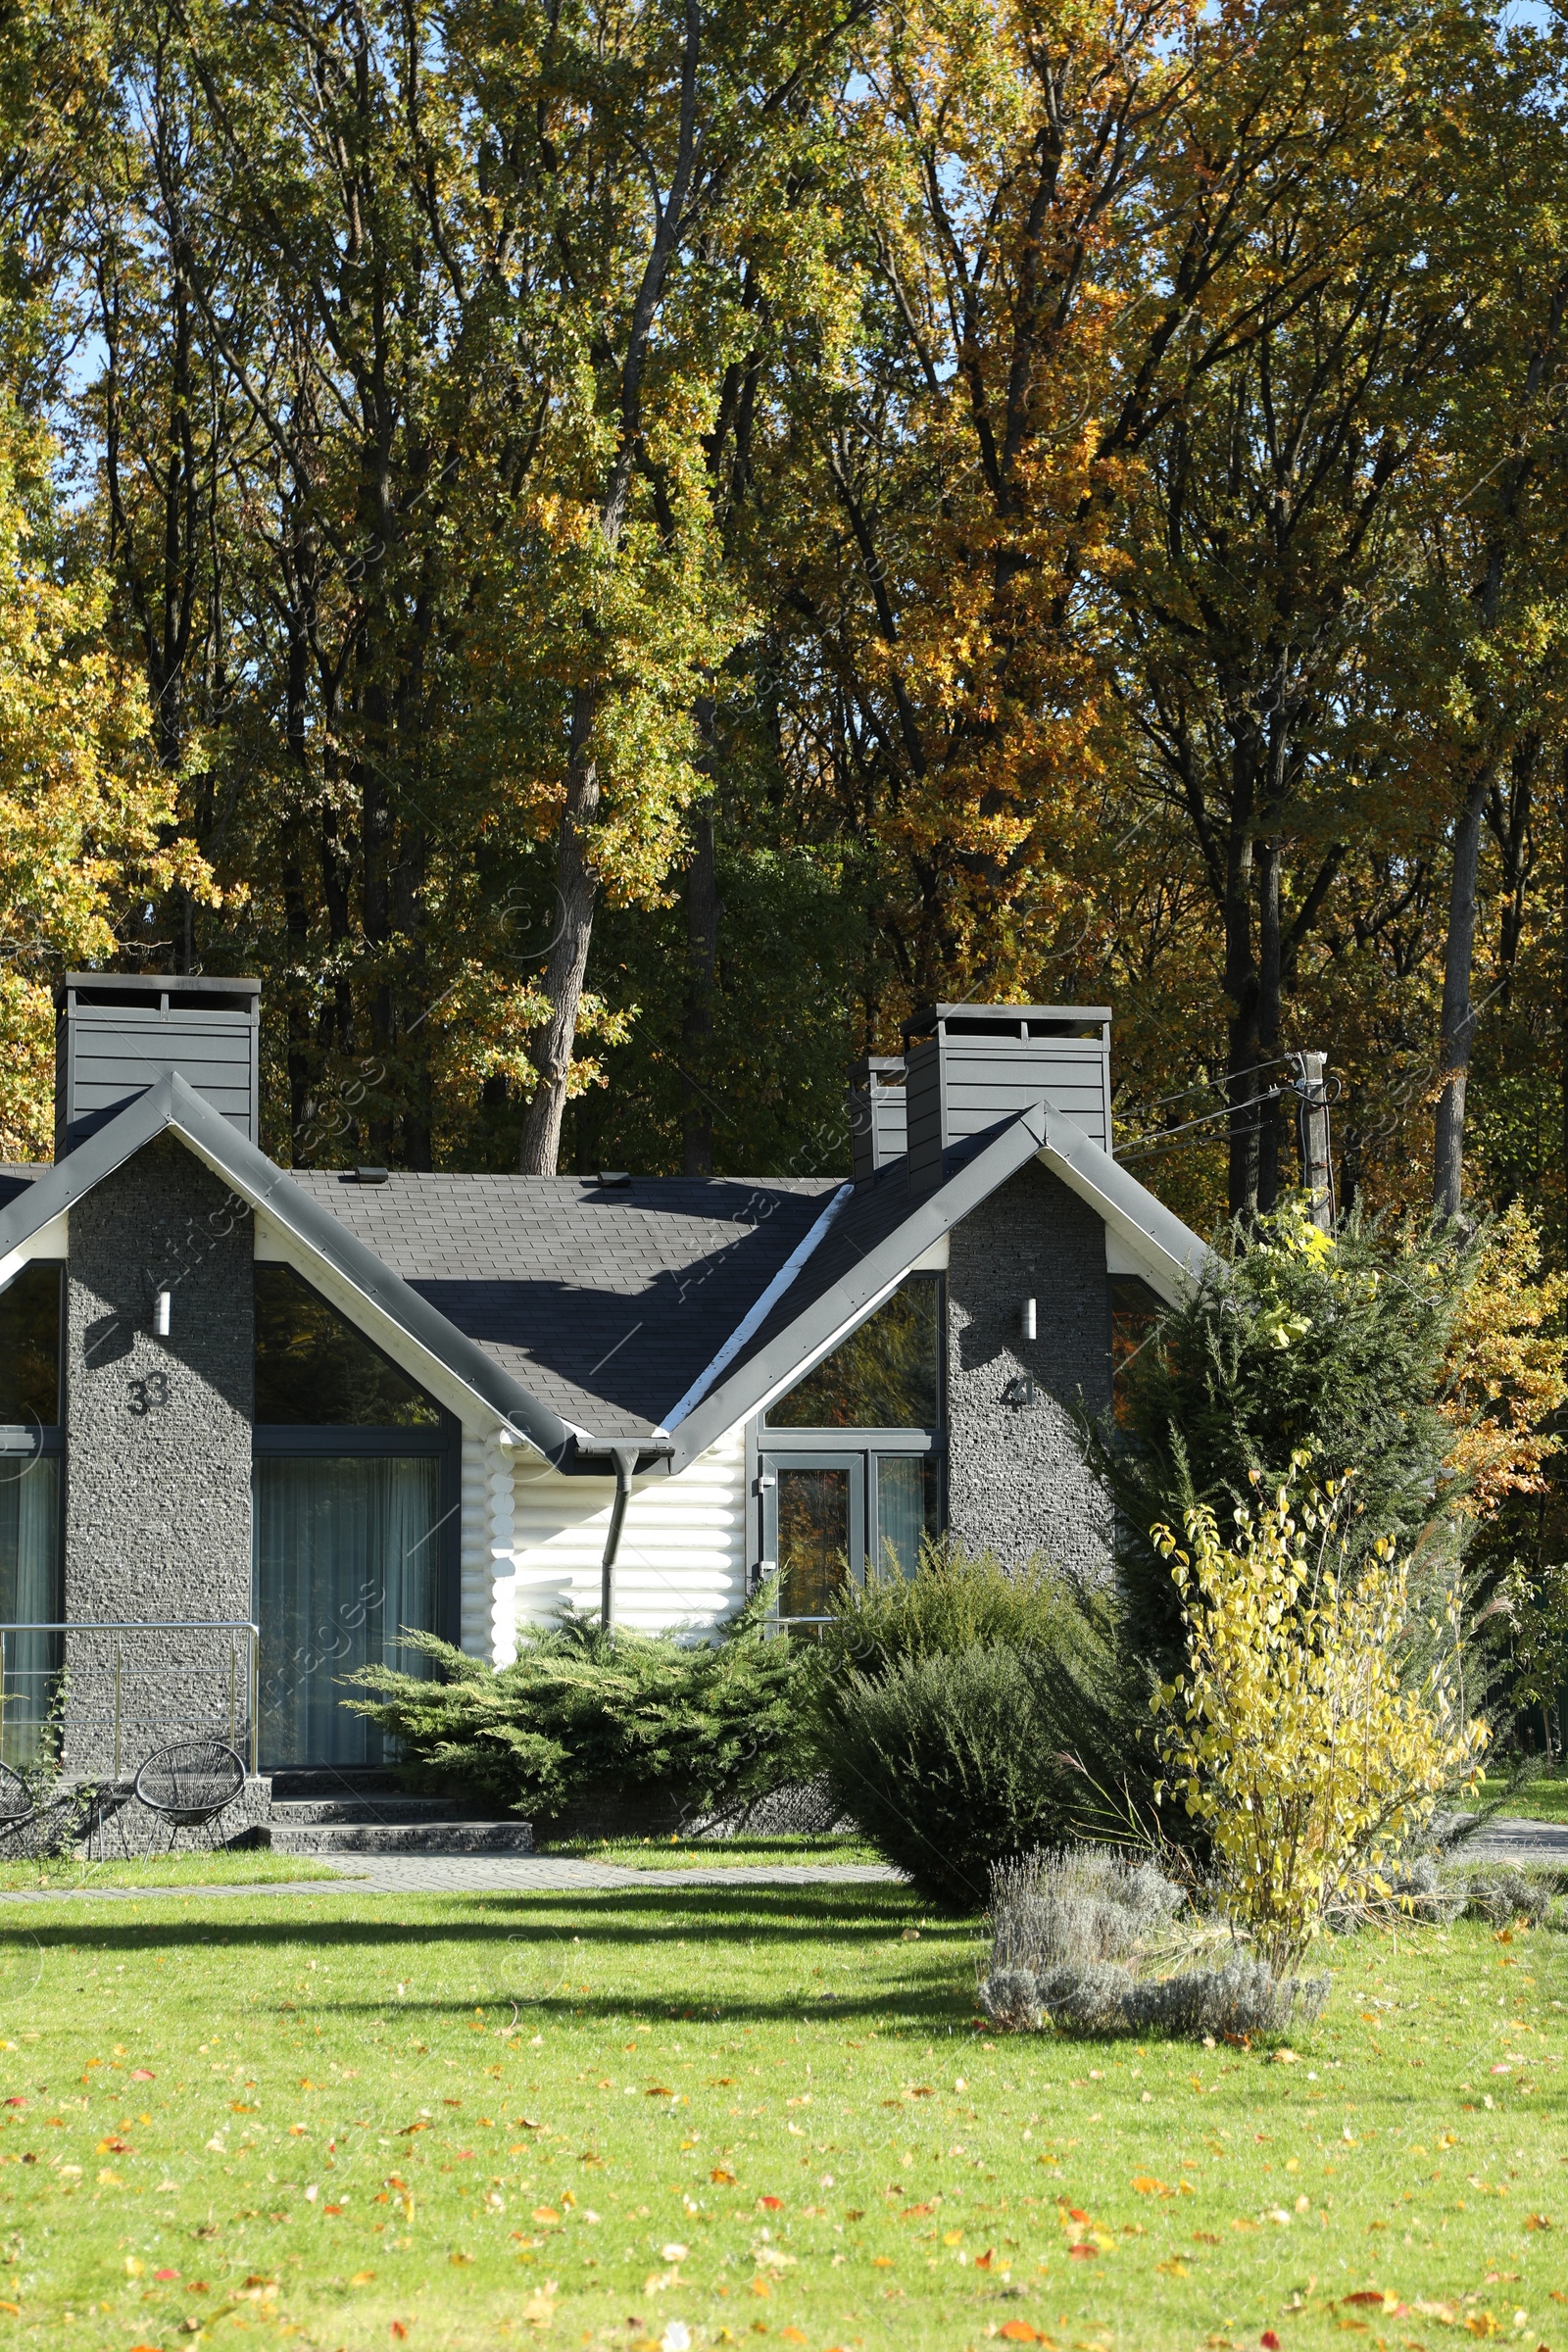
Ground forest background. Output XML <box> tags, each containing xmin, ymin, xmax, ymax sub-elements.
<box><xmin>3</xmin><ymin>0</ymin><xmax>1567</xmax><ymax>1244</ymax></box>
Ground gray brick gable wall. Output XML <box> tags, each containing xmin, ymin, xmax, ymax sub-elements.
<box><xmin>944</xmin><ymin>1159</ymin><xmax>1112</xmax><ymax>1575</ymax></box>
<box><xmin>64</xmin><ymin>1134</ymin><xmax>254</xmax><ymax>1774</ymax></box>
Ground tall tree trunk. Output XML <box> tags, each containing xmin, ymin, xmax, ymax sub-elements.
<box><xmin>1224</xmin><ymin>790</ymin><xmax>1260</xmax><ymax>1220</ymax></box>
<box><xmin>515</xmin><ymin>0</ymin><xmax>704</xmax><ymax>1171</ymax></box>
<box><xmin>519</xmin><ymin>686</ymin><xmax>601</xmax><ymax>1173</ymax></box>
<box><xmin>1560</xmin><ymin>748</ymin><xmax>1568</xmax><ymax>1247</ymax></box>
<box><xmin>1255</xmin><ymin>834</ymin><xmax>1283</xmax><ymax>1213</ymax></box>
<box><xmin>681</xmin><ymin>796</ymin><xmax>720</xmax><ymax>1177</ymax></box>
<box><xmin>1433</xmin><ymin>769</ymin><xmax>1492</xmax><ymax>1222</ymax></box>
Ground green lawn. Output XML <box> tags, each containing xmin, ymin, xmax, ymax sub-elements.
<box><xmin>0</xmin><ymin>1853</ymin><xmax>338</xmax><ymax>1894</ymax></box>
<box><xmin>1466</xmin><ymin>1776</ymin><xmax>1568</xmax><ymax>1824</ymax></box>
<box><xmin>545</xmin><ymin>1837</ymin><xmax>888</xmax><ymax>1872</ymax></box>
<box><xmin>0</xmin><ymin>1880</ymin><xmax>1561</xmax><ymax>2352</ymax></box>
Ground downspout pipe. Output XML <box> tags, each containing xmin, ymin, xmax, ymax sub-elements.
<box><xmin>573</xmin><ymin>1439</ymin><xmax>674</xmax><ymax>1631</ymax></box>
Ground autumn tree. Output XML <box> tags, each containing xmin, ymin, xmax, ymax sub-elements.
<box><xmin>0</xmin><ymin>417</ymin><xmax>216</xmax><ymax>1154</ymax></box>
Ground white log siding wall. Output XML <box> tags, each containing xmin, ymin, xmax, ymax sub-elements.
<box><xmin>494</xmin><ymin>1429</ymin><xmax>749</xmax><ymax>1651</ymax></box>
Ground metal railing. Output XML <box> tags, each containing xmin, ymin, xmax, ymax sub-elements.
<box><xmin>0</xmin><ymin>1622</ymin><xmax>260</xmax><ymax>1782</ymax></box>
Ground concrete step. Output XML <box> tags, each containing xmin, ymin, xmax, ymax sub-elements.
<box><xmin>267</xmin><ymin>1797</ymin><xmax>466</xmax><ymax>1827</ymax></box>
<box><xmin>267</xmin><ymin>1770</ymin><xmax>413</xmax><ymax>1800</ymax></box>
<box><xmin>259</xmin><ymin>1820</ymin><xmax>535</xmax><ymax>1856</ymax></box>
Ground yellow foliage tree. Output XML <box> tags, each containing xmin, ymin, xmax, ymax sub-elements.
<box><xmin>0</xmin><ymin>424</ymin><xmax>215</xmax><ymax>1158</ymax></box>
<box><xmin>1439</xmin><ymin>1202</ymin><xmax>1568</xmax><ymax>1520</ymax></box>
<box><xmin>1153</xmin><ymin>1476</ymin><xmax>1488</xmax><ymax>1972</ymax></box>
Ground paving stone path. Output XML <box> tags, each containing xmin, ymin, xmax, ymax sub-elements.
<box><xmin>0</xmin><ymin>1858</ymin><xmax>903</xmax><ymax>1904</ymax></box>
<box><xmin>0</xmin><ymin>1819</ymin><xmax>1560</xmax><ymax>1904</ymax></box>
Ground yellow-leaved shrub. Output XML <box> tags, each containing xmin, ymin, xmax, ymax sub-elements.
<box><xmin>1152</xmin><ymin>1475</ymin><xmax>1488</xmax><ymax>1971</ymax></box>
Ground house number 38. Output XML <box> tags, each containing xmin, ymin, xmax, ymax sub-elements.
<box><xmin>126</xmin><ymin>1371</ymin><xmax>171</xmax><ymax>1415</ymax></box>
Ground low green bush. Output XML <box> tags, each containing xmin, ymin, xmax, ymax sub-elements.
<box><xmin>347</xmin><ymin>1592</ymin><xmax>815</xmax><ymax>1827</ymax></box>
<box><xmin>809</xmin><ymin>1546</ymin><xmax>1138</xmax><ymax>1907</ymax></box>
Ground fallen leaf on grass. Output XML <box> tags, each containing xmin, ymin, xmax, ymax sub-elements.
<box><xmin>448</xmin><ymin>2252</ymin><xmax>473</xmax><ymax>2267</ymax></box>
<box><xmin>1261</xmin><ymin>2335</ymin><xmax>1281</xmax><ymax>2350</ymax></box>
<box><xmin>646</xmin><ymin>2086</ymin><xmax>674</xmax><ymax>2098</ymax></box>
<box><xmin>350</xmin><ymin>2271</ymin><xmax>375</xmax><ymax>2285</ymax></box>
<box><xmin>711</xmin><ymin>2168</ymin><xmax>737</xmax><ymax>2185</ymax></box>
<box><xmin>1067</xmin><ymin>2245</ymin><xmax>1098</xmax><ymax>2260</ymax></box>
<box><xmin>1132</xmin><ymin>2176</ymin><xmax>1171</xmax><ymax>2196</ymax></box>
<box><xmin>780</xmin><ymin>2331</ymin><xmax>808</xmax><ymax>2343</ymax></box>
<box><xmin>95</xmin><ymin>2137</ymin><xmax>131</xmax><ymax>2154</ymax></box>
<box><xmin>871</xmin><ymin>2257</ymin><xmax>892</xmax><ymax>2270</ymax></box>
<box><xmin>1525</xmin><ymin>2214</ymin><xmax>1552</xmax><ymax>2230</ymax></box>
<box><xmin>998</xmin><ymin>2325</ymin><xmax>1039</xmax><ymax>2342</ymax></box>
<box><xmin>1230</xmin><ymin>2219</ymin><xmax>1259</xmax><ymax>2232</ymax></box>
<box><xmin>759</xmin><ymin>2196</ymin><xmax>783</xmax><ymax>2211</ymax></box>
<box><xmin>902</xmin><ymin>2204</ymin><xmax>933</xmax><ymax>2218</ymax></box>
<box><xmin>1154</xmin><ymin>2259</ymin><xmax>1189</xmax><ymax>2278</ymax></box>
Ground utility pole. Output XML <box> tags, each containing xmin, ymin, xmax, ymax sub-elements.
<box><xmin>1298</xmin><ymin>1052</ymin><xmax>1333</xmax><ymax>1230</ymax></box>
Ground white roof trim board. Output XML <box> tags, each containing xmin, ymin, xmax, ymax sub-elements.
<box><xmin>658</xmin><ymin>1182</ymin><xmax>853</xmax><ymax>1434</ymax></box>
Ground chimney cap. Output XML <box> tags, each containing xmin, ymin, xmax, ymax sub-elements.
<box><xmin>901</xmin><ymin>1003</ymin><xmax>1110</xmax><ymax>1044</ymax></box>
<box><xmin>55</xmin><ymin>971</ymin><xmax>261</xmax><ymax>1010</ymax></box>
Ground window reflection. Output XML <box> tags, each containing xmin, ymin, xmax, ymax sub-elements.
<box><xmin>1110</xmin><ymin>1275</ymin><xmax>1162</xmax><ymax>1427</ymax></box>
<box><xmin>0</xmin><ymin>1263</ymin><xmax>61</xmax><ymax>1427</ymax></box>
<box><xmin>777</xmin><ymin>1464</ymin><xmax>852</xmax><ymax>1623</ymax></box>
<box><xmin>254</xmin><ymin>1264</ymin><xmax>440</xmax><ymax>1426</ymax></box>
<box><xmin>765</xmin><ymin>1275</ymin><xmax>941</xmax><ymax>1430</ymax></box>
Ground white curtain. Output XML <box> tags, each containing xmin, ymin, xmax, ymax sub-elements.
<box><xmin>253</xmin><ymin>1456</ymin><xmax>440</xmax><ymax>1768</ymax></box>
<box><xmin>0</xmin><ymin>1456</ymin><xmax>60</xmax><ymax>1766</ymax></box>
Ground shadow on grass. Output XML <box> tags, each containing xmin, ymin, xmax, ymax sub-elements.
<box><xmin>0</xmin><ymin>1885</ymin><xmax>988</xmax><ymax>2029</ymax></box>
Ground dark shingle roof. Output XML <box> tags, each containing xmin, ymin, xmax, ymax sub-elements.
<box><xmin>284</xmin><ymin>1172</ymin><xmax>839</xmax><ymax>1440</ymax></box>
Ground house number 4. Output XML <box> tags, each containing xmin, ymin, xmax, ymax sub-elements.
<box><xmin>126</xmin><ymin>1371</ymin><xmax>171</xmax><ymax>1415</ymax></box>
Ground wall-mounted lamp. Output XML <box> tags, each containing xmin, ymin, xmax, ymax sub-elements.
<box><xmin>152</xmin><ymin>1289</ymin><xmax>172</xmax><ymax>1340</ymax></box>
<box><xmin>1021</xmin><ymin>1297</ymin><xmax>1037</xmax><ymax>1343</ymax></box>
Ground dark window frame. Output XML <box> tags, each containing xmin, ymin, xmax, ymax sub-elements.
<box><xmin>0</xmin><ymin>1261</ymin><xmax>67</xmax><ymax>1632</ymax></box>
<box><xmin>251</xmin><ymin>1264</ymin><xmax>463</xmax><ymax>1662</ymax></box>
<box><xmin>0</xmin><ymin>1258</ymin><xmax>66</xmax><ymax>1440</ymax></box>
<box><xmin>762</xmin><ymin>1271</ymin><xmax>946</xmax><ymax>1434</ymax></box>
<box><xmin>253</xmin><ymin>1260</ymin><xmax>442</xmax><ymax>1429</ymax></box>
<box><xmin>749</xmin><ymin>1274</ymin><xmax>949</xmax><ymax>1627</ymax></box>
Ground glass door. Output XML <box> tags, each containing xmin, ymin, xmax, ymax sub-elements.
<box><xmin>761</xmin><ymin>1454</ymin><xmax>864</xmax><ymax>1633</ymax></box>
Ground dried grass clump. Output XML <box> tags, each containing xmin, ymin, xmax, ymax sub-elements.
<box><xmin>1457</xmin><ymin>1865</ymin><xmax>1553</xmax><ymax>1928</ymax></box>
<box><xmin>977</xmin><ymin>1844</ymin><xmax>1330</xmax><ymax>2040</ymax></box>
<box><xmin>1329</xmin><ymin>1854</ymin><xmax>1465</xmax><ymax>1931</ymax></box>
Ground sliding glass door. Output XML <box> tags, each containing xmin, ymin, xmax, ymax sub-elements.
<box><xmin>253</xmin><ymin>1454</ymin><xmax>445</xmax><ymax>1768</ymax></box>
<box><xmin>0</xmin><ymin>1261</ymin><xmax>63</xmax><ymax>1765</ymax></box>
<box><xmin>252</xmin><ymin>1262</ymin><xmax>455</xmax><ymax>1769</ymax></box>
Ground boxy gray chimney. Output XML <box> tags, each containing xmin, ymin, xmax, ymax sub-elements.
<box><xmin>902</xmin><ymin>1004</ymin><xmax>1112</xmax><ymax>1195</ymax></box>
<box><xmin>54</xmin><ymin>973</ymin><xmax>261</xmax><ymax>1159</ymax></box>
<box><xmin>848</xmin><ymin>1057</ymin><xmax>907</xmax><ymax>1185</ymax></box>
